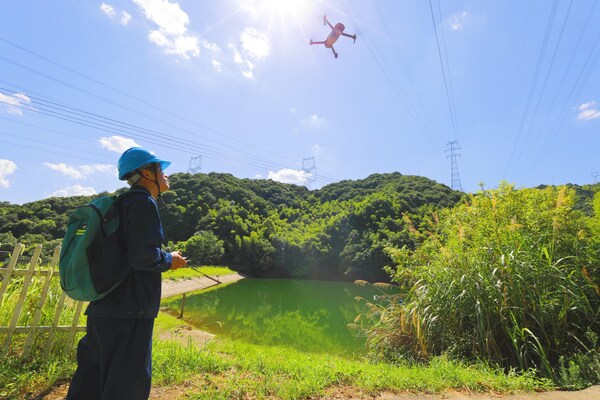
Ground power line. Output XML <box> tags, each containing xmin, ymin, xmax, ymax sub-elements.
<box><xmin>0</xmin><ymin>86</ymin><xmax>340</xmax><ymax>185</ymax></box>
<box><xmin>505</xmin><ymin>0</ymin><xmax>560</xmax><ymax>179</ymax></box>
<box><xmin>0</xmin><ymin>47</ymin><xmax>341</xmax><ymax>184</ymax></box>
<box><xmin>520</xmin><ymin>1</ymin><xmax>600</xmax><ymax>183</ymax></box>
<box><xmin>336</xmin><ymin>0</ymin><xmax>445</xmax><ymax>153</ymax></box>
<box><xmin>0</xmin><ymin>36</ymin><xmax>301</xmax><ymax>166</ymax></box>
<box><xmin>371</xmin><ymin>1</ymin><xmax>445</xmax><ymax>147</ymax></box>
<box><xmin>428</xmin><ymin>0</ymin><xmax>459</xmax><ymax>141</ymax></box>
<box><xmin>512</xmin><ymin>0</ymin><xmax>575</xmax><ymax>180</ymax></box>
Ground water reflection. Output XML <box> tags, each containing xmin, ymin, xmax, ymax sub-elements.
<box><xmin>163</xmin><ymin>279</ymin><xmax>384</xmax><ymax>356</ymax></box>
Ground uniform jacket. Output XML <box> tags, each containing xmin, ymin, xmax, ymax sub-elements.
<box><xmin>85</xmin><ymin>186</ymin><xmax>172</xmax><ymax>318</ymax></box>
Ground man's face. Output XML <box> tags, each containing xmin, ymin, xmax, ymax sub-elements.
<box><xmin>155</xmin><ymin>164</ymin><xmax>170</xmax><ymax>192</ymax></box>
<box><xmin>144</xmin><ymin>164</ymin><xmax>169</xmax><ymax>192</ymax></box>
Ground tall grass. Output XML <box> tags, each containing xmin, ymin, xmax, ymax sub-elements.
<box><xmin>0</xmin><ymin>265</ymin><xmax>84</xmax><ymax>357</ymax></box>
<box><xmin>0</xmin><ymin>264</ymin><xmax>84</xmax><ymax>399</ymax></box>
<box><xmin>364</xmin><ymin>184</ymin><xmax>600</xmax><ymax>382</ymax></box>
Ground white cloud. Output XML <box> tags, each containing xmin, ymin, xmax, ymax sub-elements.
<box><xmin>268</xmin><ymin>168</ymin><xmax>313</xmax><ymax>186</ymax></box>
<box><xmin>133</xmin><ymin>0</ymin><xmax>188</xmax><ymax>35</ymax></box>
<box><xmin>0</xmin><ymin>92</ymin><xmax>31</xmax><ymax>116</ymax></box>
<box><xmin>240</xmin><ymin>28</ymin><xmax>270</xmax><ymax>58</ymax></box>
<box><xmin>44</xmin><ymin>162</ymin><xmax>116</xmax><ymax>179</ymax></box>
<box><xmin>448</xmin><ymin>11</ymin><xmax>469</xmax><ymax>31</ymax></box>
<box><xmin>133</xmin><ymin>0</ymin><xmax>216</xmax><ymax>59</ymax></box>
<box><xmin>100</xmin><ymin>3</ymin><xmax>131</xmax><ymax>25</ymax></box>
<box><xmin>172</xmin><ymin>34</ymin><xmax>200</xmax><ymax>58</ymax></box>
<box><xmin>302</xmin><ymin>114</ymin><xmax>325</xmax><ymax>128</ymax></box>
<box><xmin>211</xmin><ymin>60</ymin><xmax>222</xmax><ymax>72</ymax></box>
<box><xmin>312</xmin><ymin>144</ymin><xmax>322</xmax><ymax>155</ymax></box>
<box><xmin>100</xmin><ymin>136</ymin><xmax>139</xmax><ymax>153</ymax></box>
<box><xmin>120</xmin><ymin>11</ymin><xmax>132</xmax><ymax>25</ymax></box>
<box><xmin>230</xmin><ymin>27</ymin><xmax>270</xmax><ymax>79</ymax></box>
<box><xmin>290</xmin><ymin>107</ymin><xmax>297</xmax><ymax>114</ymax></box>
<box><xmin>203</xmin><ymin>40</ymin><xmax>221</xmax><ymax>53</ymax></box>
<box><xmin>576</xmin><ymin>101</ymin><xmax>600</xmax><ymax>121</ymax></box>
<box><xmin>49</xmin><ymin>185</ymin><xmax>97</xmax><ymax>198</ymax></box>
<box><xmin>0</xmin><ymin>159</ymin><xmax>17</xmax><ymax>188</ymax></box>
<box><xmin>100</xmin><ymin>3</ymin><xmax>116</xmax><ymax>17</ymax></box>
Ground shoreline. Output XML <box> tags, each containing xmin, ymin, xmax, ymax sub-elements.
<box><xmin>161</xmin><ymin>272</ymin><xmax>245</xmax><ymax>298</ymax></box>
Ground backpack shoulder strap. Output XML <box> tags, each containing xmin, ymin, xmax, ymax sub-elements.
<box><xmin>116</xmin><ymin>189</ymin><xmax>149</xmax><ymax>202</ymax></box>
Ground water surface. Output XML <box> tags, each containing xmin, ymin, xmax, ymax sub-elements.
<box><xmin>163</xmin><ymin>278</ymin><xmax>388</xmax><ymax>356</ymax></box>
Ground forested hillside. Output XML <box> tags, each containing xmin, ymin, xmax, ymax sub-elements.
<box><xmin>0</xmin><ymin>172</ymin><xmax>463</xmax><ymax>280</ymax></box>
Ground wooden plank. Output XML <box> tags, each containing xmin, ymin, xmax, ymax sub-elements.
<box><xmin>0</xmin><ymin>244</ymin><xmax>23</xmax><ymax>307</ymax></box>
<box><xmin>44</xmin><ymin>290</ymin><xmax>68</xmax><ymax>357</ymax></box>
<box><xmin>0</xmin><ymin>244</ymin><xmax>87</xmax><ymax>357</ymax></box>
<box><xmin>1</xmin><ymin>245</ymin><xmax>40</xmax><ymax>356</ymax></box>
<box><xmin>65</xmin><ymin>301</ymin><xmax>85</xmax><ymax>353</ymax></box>
<box><xmin>22</xmin><ymin>247</ymin><xmax>60</xmax><ymax>357</ymax></box>
<box><xmin>0</xmin><ymin>269</ymin><xmax>53</xmax><ymax>276</ymax></box>
<box><xmin>0</xmin><ymin>326</ymin><xmax>87</xmax><ymax>334</ymax></box>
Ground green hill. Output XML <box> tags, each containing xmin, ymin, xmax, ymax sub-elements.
<box><xmin>2</xmin><ymin>172</ymin><xmax>462</xmax><ymax>280</ymax></box>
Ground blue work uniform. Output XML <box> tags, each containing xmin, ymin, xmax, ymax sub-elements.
<box><xmin>67</xmin><ymin>186</ymin><xmax>172</xmax><ymax>400</ymax></box>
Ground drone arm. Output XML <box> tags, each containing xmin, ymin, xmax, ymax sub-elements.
<box><xmin>342</xmin><ymin>32</ymin><xmax>356</xmax><ymax>43</ymax></box>
<box><xmin>323</xmin><ymin>15</ymin><xmax>334</xmax><ymax>29</ymax></box>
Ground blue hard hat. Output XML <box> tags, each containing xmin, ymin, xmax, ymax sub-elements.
<box><xmin>118</xmin><ymin>147</ymin><xmax>171</xmax><ymax>180</ymax></box>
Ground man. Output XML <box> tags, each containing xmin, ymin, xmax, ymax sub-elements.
<box><xmin>67</xmin><ymin>147</ymin><xmax>187</xmax><ymax>400</ymax></box>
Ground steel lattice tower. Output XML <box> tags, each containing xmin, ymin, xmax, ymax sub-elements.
<box><xmin>187</xmin><ymin>155</ymin><xmax>202</xmax><ymax>174</ymax></box>
<box><xmin>445</xmin><ymin>141</ymin><xmax>463</xmax><ymax>191</ymax></box>
<box><xmin>302</xmin><ymin>157</ymin><xmax>317</xmax><ymax>188</ymax></box>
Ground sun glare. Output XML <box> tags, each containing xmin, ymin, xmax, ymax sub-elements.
<box><xmin>262</xmin><ymin>0</ymin><xmax>310</xmax><ymax>17</ymax></box>
<box><xmin>240</xmin><ymin>0</ymin><xmax>315</xmax><ymax>30</ymax></box>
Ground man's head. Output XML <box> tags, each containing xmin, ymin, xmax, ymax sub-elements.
<box><xmin>118</xmin><ymin>147</ymin><xmax>171</xmax><ymax>197</ymax></box>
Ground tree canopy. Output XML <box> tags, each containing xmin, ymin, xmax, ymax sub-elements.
<box><xmin>0</xmin><ymin>172</ymin><xmax>460</xmax><ymax>279</ymax></box>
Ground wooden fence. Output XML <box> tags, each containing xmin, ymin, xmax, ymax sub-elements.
<box><xmin>0</xmin><ymin>243</ymin><xmax>86</xmax><ymax>358</ymax></box>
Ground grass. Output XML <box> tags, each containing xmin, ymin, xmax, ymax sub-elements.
<box><xmin>151</xmin><ymin>312</ymin><xmax>554</xmax><ymax>400</ymax></box>
<box><xmin>0</xmin><ymin>261</ymin><xmax>565</xmax><ymax>399</ymax></box>
<box><xmin>0</xmin><ymin>308</ymin><xmax>555</xmax><ymax>400</ymax></box>
<box><xmin>163</xmin><ymin>265</ymin><xmax>236</xmax><ymax>281</ymax></box>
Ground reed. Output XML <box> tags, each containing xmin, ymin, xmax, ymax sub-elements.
<box><xmin>364</xmin><ymin>184</ymin><xmax>600</xmax><ymax>382</ymax></box>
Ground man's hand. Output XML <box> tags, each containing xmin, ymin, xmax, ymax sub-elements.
<box><xmin>170</xmin><ymin>251</ymin><xmax>187</xmax><ymax>270</ymax></box>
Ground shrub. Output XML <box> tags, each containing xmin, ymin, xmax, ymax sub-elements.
<box><xmin>366</xmin><ymin>184</ymin><xmax>600</xmax><ymax>380</ymax></box>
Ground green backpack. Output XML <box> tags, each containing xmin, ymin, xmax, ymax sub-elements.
<box><xmin>59</xmin><ymin>191</ymin><xmax>143</xmax><ymax>301</ymax></box>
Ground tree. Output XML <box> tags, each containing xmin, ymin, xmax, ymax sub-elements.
<box><xmin>180</xmin><ymin>231</ymin><xmax>224</xmax><ymax>265</ymax></box>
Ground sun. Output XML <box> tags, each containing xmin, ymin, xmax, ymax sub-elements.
<box><xmin>239</xmin><ymin>0</ymin><xmax>315</xmax><ymax>30</ymax></box>
<box><xmin>261</xmin><ymin>0</ymin><xmax>310</xmax><ymax>18</ymax></box>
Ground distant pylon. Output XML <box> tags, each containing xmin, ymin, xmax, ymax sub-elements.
<box><xmin>592</xmin><ymin>172</ymin><xmax>599</xmax><ymax>183</ymax></box>
<box><xmin>188</xmin><ymin>156</ymin><xmax>202</xmax><ymax>174</ymax></box>
<box><xmin>445</xmin><ymin>141</ymin><xmax>463</xmax><ymax>191</ymax></box>
<box><xmin>302</xmin><ymin>157</ymin><xmax>317</xmax><ymax>188</ymax></box>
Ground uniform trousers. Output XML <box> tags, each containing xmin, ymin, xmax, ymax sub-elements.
<box><xmin>66</xmin><ymin>316</ymin><xmax>154</xmax><ymax>400</ymax></box>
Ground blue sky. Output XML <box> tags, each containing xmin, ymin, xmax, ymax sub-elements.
<box><xmin>1</xmin><ymin>0</ymin><xmax>599</xmax><ymax>204</ymax></box>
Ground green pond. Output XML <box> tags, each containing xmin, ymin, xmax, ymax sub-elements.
<box><xmin>163</xmin><ymin>278</ymin><xmax>389</xmax><ymax>357</ymax></box>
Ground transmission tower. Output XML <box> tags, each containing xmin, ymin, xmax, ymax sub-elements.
<box><xmin>302</xmin><ymin>157</ymin><xmax>317</xmax><ymax>188</ymax></box>
<box><xmin>445</xmin><ymin>141</ymin><xmax>463</xmax><ymax>191</ymax></box>
<box><xmin>187</xmin><ymin>155</ymin><xmax>202</xmax><ymax>174</ymax></box>
<box><xmin>592</xmin><ymin>172</ymin><xmax>599</xmax><ymax>184</ymax></box>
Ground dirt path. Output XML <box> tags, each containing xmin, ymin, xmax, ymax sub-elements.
<box><xmin>161</xmin><ymin>272</ymin><xmax>245</xmax><ymax>298</ymax></box>
<box><xmin>39</xmin><ymin>276</ymin><xmax>599</xmax><ymax>399</ymax></box>
<box><xmin>373</xmin><ymin>386</ymin><xmax>600</xmax><ymax>399</ymax></box>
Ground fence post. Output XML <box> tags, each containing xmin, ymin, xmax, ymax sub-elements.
<box><xmin>22</xmin><ymin>246</ymin><xmax>60</xmax><ymax>357</ymax></box>
<box><xmin>1</xmin><ymin>245</ymin><xmax>41</xmax><ymax>355</ymax></box>
<box><xmin>0</xmin><ymin>244</ymin><xmax>24</xmax><ymax>308</ymax></box>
